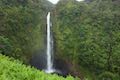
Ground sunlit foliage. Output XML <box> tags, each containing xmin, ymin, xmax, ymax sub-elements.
<box><xmin>0</xmin><ymin>54</ymin><xmax>78</xmax><ymax>80</ymax></box>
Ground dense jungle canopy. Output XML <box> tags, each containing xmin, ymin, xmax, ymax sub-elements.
<box><xmin>0</xmin><ymin>0</ymin><xmax>120</xmax><ymax>80</ymax></box>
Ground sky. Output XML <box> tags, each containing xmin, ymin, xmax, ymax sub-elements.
<box><xmin>48</xmin><ymin>0</ymin><xmax>84</xmax><ymax>4</ymax></box>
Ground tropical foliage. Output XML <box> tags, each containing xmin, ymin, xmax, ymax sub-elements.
<box><xmin>0</xmin><ymin>0</ymin><xmax>53</xmax><ymax>62</ymax></box>
<box><xmin>53</xmin><ymin>0</ymin><xmax>120</xmax><ymax>79</ymax></box>
<box><xmin>0</xmin><ymin>0</ymin><xmax>120</xmax><ymax>80</ymax></box>
<box><xmin>0</xmin><ymin>54</ymin><xmax>78</xmax><ymax>80</ymax></box>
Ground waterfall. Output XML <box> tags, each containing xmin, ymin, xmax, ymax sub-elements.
<box><xmin>45</xmin><ymin>12</ymin><xmax>55</xmax><ymax>73</ymax></box>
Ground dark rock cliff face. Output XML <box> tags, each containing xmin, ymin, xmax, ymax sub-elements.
<box><xmin>30</xmin><ymin>53</ymin><xmax>84</xmax><ymax>79</ymax></box>
<box><xmin>29</xmin><ymin>51</ymin><xmax>69</xmax><ymax>76</ymax></box>
<box><xmin>53</xmin><ymin>58</ymin><xmax>84</xmax><ymax>79</ymax></box>
<box><xmin>53</xmin><ymin>58</ymin><xmax>69</xmax><ymax>76</ymax></box>
<box><xmin>29</xmin><ymin>50</ymin><xmax>47</xmax><ymax>70</ymax></box>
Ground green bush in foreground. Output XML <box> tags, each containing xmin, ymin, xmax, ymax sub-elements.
<box><xmin>0</xmin><ymin>54</ymin><xmax>78</xmax><ymax>80</ymax></box>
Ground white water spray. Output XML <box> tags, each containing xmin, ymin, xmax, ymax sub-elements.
<box><xmin>45</xmin><ymin>12</ymin><xmax>55</xmax><ymax>73</ymax></box>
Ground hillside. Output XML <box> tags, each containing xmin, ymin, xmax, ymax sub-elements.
<box><xmin>0</xmin><ymin>0</ymin><xmax>120</xmax><ymax>80</ymax></box>
<box><xmin>0</xmin><ymin>54</ymin><xmax>79</xmax><ymax>80</ymax></box>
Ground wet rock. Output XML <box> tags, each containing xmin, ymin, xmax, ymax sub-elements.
<box><xmin>29</xmin><ymin>50</ymin><xmax>47</xmax><ymax>70</ymax></box>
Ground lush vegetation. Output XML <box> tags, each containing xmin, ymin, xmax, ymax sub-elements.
<box><xmin>53</xmin><ymin>0</ymin><xmax>120</xmax><ymax>79</ymax></box>
<box><xmin>0</xmin><ymin>0</ymin><xmax>53</xmax><ymax>62</ymax></box>
<box><xmin>0</xmin><ymin>0</ymin><xmax>120</xmax><ymax>80</ymax></box>
<box><xmin>0</xmin><ymin>54</ymin><xmax>79</xmax><ymax>80</ymax></box>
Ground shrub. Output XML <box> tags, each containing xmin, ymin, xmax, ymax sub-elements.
<box><xmin>0</xmin><ymin>36</ymin><xmax>13</xmax><ymax>55</ymax></box>
<box><xmin>98</xmin><ymin>71</ymin><xmax>115</xmax><ymax>80</ymax></box>
<box><xmin>0</xmin><ymin>54</ymin><xmax>79</xmax><ymax>80</ymax></box>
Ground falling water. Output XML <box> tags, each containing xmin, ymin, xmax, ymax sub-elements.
<box><xmin>45</xmin><ymin>12</ymin><xmax>55</xmax><ymax>73</ymax></box>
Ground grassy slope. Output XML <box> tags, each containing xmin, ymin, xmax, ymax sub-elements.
<box><xmin>0</xmin><ymin>54</ymin><xmax>79</xmax><ymax>80</ymax></box>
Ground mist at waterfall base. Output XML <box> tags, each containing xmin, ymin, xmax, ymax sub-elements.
<box><xmin>29</xmin><ymin>12</ymin><xmax>69</xmax><ymax>76</ymax></box>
